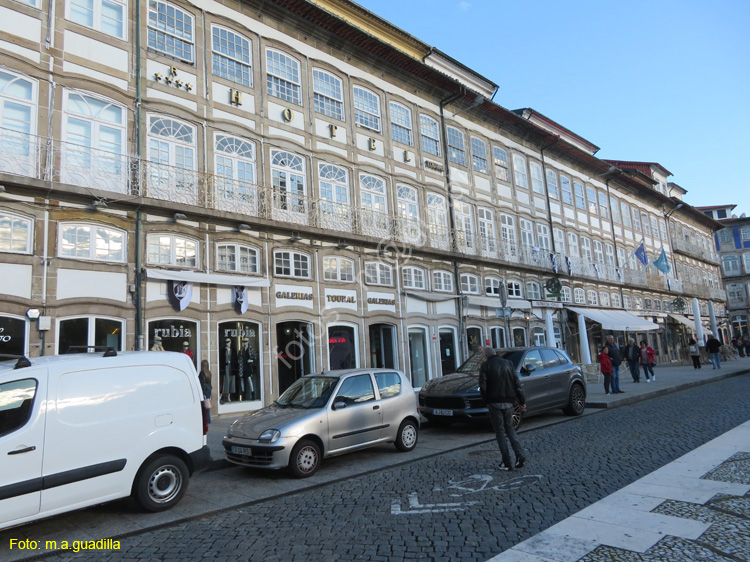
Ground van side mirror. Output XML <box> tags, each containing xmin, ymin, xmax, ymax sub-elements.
<box><xmin>333</xmin><ymin>401</ymin><xmax>347</xmax><ymax>410</ymax></box>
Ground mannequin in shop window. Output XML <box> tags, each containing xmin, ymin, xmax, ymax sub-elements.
<box><xmin>150</xmin><ymin>336</ymin><xmax>165</xmax><ymax>351</ymax></box>
<box><xmin>239</xmin><ymin>337</ymin><xmax>256</xmax><ymax>401</ymax></box>
<box><xmin>220</xmin><ymin>337</ymin><xmax>237</xmax><ymax>404</ymax></box>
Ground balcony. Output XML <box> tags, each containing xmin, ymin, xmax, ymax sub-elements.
<box><xmin>710</xmin><ymin>287</ymin><xmax>727</xmax><ymax>301</ymax></box>
<box><xmin>672</xmin><ymin>235</ymin><xmax>720</xmax><ymax>264</ymax></box>
<box><xmin>682</xmin><ymin>281</ymin><xmax>711</xmax><ymax>300</ymax></box>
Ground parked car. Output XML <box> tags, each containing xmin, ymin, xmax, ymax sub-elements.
<box><xmin>0</xmin><ymin>351</ymin><xmax>210</xmax><ymax>531</ymax></box>
<box><xmin>418</xmin><ymin>347</ymin><xmax>586</xmax><ymax>429</ymax></box>
<box><xmin>223</xmin><ymin>369</ymin><xmax>419</xmax><ymax>477</ymax></box>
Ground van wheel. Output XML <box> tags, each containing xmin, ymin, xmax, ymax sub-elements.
<box><xmin>395</xmin><ymin>419</ymin><xmax>418</xmax><ymax>452</ymax></box>
<box><xmin>288</xmin><ymin>439</ymin><xmax>321</xmax><ymax>478</ymax></box>
<box><xmin>134</xmin><ymin>455</ymin><xmax>189</xmax><ymax>512</ymax></box>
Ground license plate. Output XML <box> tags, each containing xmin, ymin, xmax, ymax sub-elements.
<box><xmin>433</xmin><ymin>409</ymin><xmax>453</xmax><ymax>416</ymax></box>
<box><xmin>231</xmin><ymin>446</ymin><xmax>252</xmax><ymax>456</ymax></box>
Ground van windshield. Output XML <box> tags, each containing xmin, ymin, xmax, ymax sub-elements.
<box><xmin>275</xmin><ymin>376</ymin><xmax>338</xmax><ymax>409</ymax></box>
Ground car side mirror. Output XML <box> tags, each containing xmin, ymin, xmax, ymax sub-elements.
<box><xmin>333</xmin><ymin>401</ymin><xmax>347</xmax><ymax>410</ymax></box>
<box><xmin>522</xmin><ymin>364</ymin><xmax>536</xmax><ymax>375</ymax></box>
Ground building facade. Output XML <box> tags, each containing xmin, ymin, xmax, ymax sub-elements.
<box><xmin>0</xmin><ymin>0</ymin><xmax>725</xmax><ymax>414</ymax></box>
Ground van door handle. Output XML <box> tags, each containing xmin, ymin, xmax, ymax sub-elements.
<box><xmin>373</xmin><ymin>405</ymin><xmax>380</xmax><ymax>410</ymax></box>
<box><xmin>8</xmin><ymin>446</ymin><xmax>36</xmax><ymax>455</ymax></box>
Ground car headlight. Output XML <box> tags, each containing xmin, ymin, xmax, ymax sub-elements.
<box><xmin>259</xmin><ymin>429</ymin><xmax>281</xmax><ymax>443</ymax></box>
<box><xmin>227</xmin><ymin>420</ymin><xmax>238</xmax><ymax>437</ymax></box>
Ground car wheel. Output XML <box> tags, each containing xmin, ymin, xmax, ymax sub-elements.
<box><xmin>133</xmin><ymin>455</ymin><xmax>189</xmax><ymax>512</ymax></box>
<box><xmin>563</xmin><ymin>383</ymin><xmax>586</xmax><ymax>416</ymax></box>
<box><xmin>395</xmin><ymin>419</ymin><xmax>418</xmax><ymax>452</ymax></box>
<box><xmin>511</xmin><ymin>403</ymin><xmax>523</xmax><ymax>430</ymax></box>
<box><xmin>288</xmin><ymin>439</ymin><xmax>321</xmax><ymax>478</ymax></box>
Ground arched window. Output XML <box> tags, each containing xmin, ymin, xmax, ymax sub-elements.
<box><xmin>274</xmin><ymin>250</ymin><xmax>310</xmax><ymax>278</ymax></box>
<box><xmin>0</xmin><ymin>212</ymin><xmax>33</xmax><ymax>254</ymax></box>
<box><xmin>561</xmin><ymin>286</ymin><xmax>572</xmax><ymax>303</ymax></box>
<box><xmin>271</xmin><ymin>150</ymin><xmax>307</xmax><ymax>220</ymax></box>
<box><xmin>215</xmin><ymin>134</ymin><xmax>256</xmax><ymax>214</ymax></box>
<box><xmin>353</xmin><ymin>86</ymin><xmax>381</xmax><ymax>132</ymax></box>
<box><xmin>364</xmin><ymin>262</ymin><xmax>392</xmax><ymax>286</ymax></box>
<box><xmin>147</xmin><ymin>0</ymin><xmax>194</xmax><ymax>62</ymax></box>
<box><xmin>147</xmin><ymin>115</ymin><xmax>197</xmax><ymax>202</ymax></box>
<box><xmin>460</xmin><ymin>273</ymin><xmax>480</xmax><ymax>294</ymax></box>
<box><xmin>446</xmin><ymin>126</ymin><xmax>466</xmax><ymax>166</ymax></box>
<box><xmin>485</xmin><ymin>276</ymin><xmax>501</xmax><ymax>296</ymax></box>
<box><xmin>587</xmin><ymin>290</ymin><xmax>598</xmax><ymax>306</ymax></box>
<box><xmin>390</xmin><ymin>102</ymin><xmax>413</xmax><ymax>145</ymax></box>
<box><xmin>147</xmin><ymin>234</ymin><xmax>199</xmax><ymax>267</ymax></box>
<box><xmin>69</xmin><ymin>0</ymin><xmax>127</xmax><ymax>38</ymax></box>
<box><xmin>216</xmin><ymin>243</ymin><xmax>259</xmax><ymax>273</ymax></box>
<box><xmin>402</xmin><ymin>266</ymin><xmax>426</xmax><ymax>290</ymax></box>
<box><xmin>359</xmin><ymin>174</ymin><xmax>388</xmax><ymax>237</ymax></box>
<box><xmin>507</xmin><ymin>281</ymin><xmax>522</xmax><ymax>298</ymax></box>
<box><xmin>526</xmin><ymin>281</ymin><xmax>541</xmax><ymax>300</ymax></box>
<box><xmin>512</xmin><ymin>153</ymin><xmax>528</xmax><ymax>188</ymax></box>
<box><xmin>266</xmin><ymin>48</ymin><xmax>301</xmax><ymax>104</ymax></box>
<box><xmin>419</xmin><ymin>115</ymin><xmax>440</xmax><ymax>156</ymax></box>
<box><xmin>433</xmin><ymin>270</ymin><xmax>453</xmax><ymax>292</ymax></box>
<box><xmin>318</xmin><ymin>163</ymin><xmax>350</xmax><ymax>229</ymax></box>
<box><xmin>59</xmin><ymin>222</ymin><xmax>126</xmax><ymax>262</ymax></box>
<box><xmin>574</xmin><ymin>288</ymin><xmax>585</xmax><ymax>304</ymax></box>
<box><xmin>212</xmin><ymin>26</ymin><xmax>251</xmax><ymax>86</ymax></box>
<box><xmin>397</xmin><ymin>185</ymin><xmax>421</xmax><ymax>243</ymax></box>
<box><xmin>323</xmin><ymin>256</ymin><xmax>354</xmax><ymax>282</ymax></box>
<box><xmin>313</xmin><ymin>69</ymin><xmax>344</xmax><ymax>120</ymax></box>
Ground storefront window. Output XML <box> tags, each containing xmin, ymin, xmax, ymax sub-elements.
<box><xmin>513</xmin><ymin>327</ymin><xmax>527</xmax><ymax>348</ymax></box>
<box><xmin>466</xmin><ymin>327</ymin><xmax>482</xmax><ymax>353</ymax></box>
<box><xmin>408</xmin><ymin>327</ymin><xmax>430</xmax><ymax>388</ymax></box>
<box><xmin>218</xmin><ymin>320</ymin><xmax>261</xmax><ymax>404</ymax></box>
<box><xmin>277</xmin><ymin>321</ymin><xmax>313</xmax><ymax>393</ymax></box>
<box><xmin>0</xmin><ymin>316</ymin><xmax>27</xmax><ymax>357</ymax></box>
<box><xmin>369</xmin><ymin>323</ymin><xmax>396</xmax><ymax>368</ymax></box>
<box><xmin>438</xmin><ymin>327</ymin><xmax>457</xmax><ymax>375</ymax></box>
<box><xmin>328</xmin><ymin>325</ymin><xmax>356</xmax><ymax>370</ymax></box>
<box><xmin>147</xmin><ymin>319</ymin><xmax>197</xmax><ymax>365</ymax></box>
<box><xmin>58</xmin><ymin>316</ymin><xmax>124</xmax><ymax>354</ymax></box>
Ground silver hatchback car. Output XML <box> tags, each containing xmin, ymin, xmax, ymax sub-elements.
<box><xmin>223</xmin><ymin>369</ymin><xmax>420</xmax><ymax>477</ymax></box>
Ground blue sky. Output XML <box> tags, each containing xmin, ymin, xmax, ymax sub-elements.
<box><xmin>354</xmin><ymin>0</ymin><xmax>750</xmax><ymax>215</ymax></box>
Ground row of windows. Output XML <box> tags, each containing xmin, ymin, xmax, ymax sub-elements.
<box><xmin>719</xmin><ymin>227</ymin><xmax>750</xmax><ymax>245</ymax></box>
<box><xmin>722</xmin><ymin>253</ymin><xmax>750</xmax><ymax>276</ymax></box>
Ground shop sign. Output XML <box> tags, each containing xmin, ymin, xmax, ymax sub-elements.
<box><xmin>424</xmin><ymin>160</ymin><xmax>445</xmax><ymax>174</ymax></box>
<box><xmin>532</xmin><ymin>301</ymin><xmax>563</xmax><ymax>309</ymax></box>
<box><xmin>324</xmin><ymin>288</ymin><xmax>357</xmax><ymax>311</ymax></box>
<box><xmin>167</xmin><ymin>280</ymin><xmax>193</xmax><ymax>311</ymax></box>
<box><xmin>275</xmin><ymin>284</ymin><xmax>314</xmax><ymax>309</ymax></box>
<box><xmin>367</xmin><ymin>292</ymin><xmax>397</xmax><ymax>313</ymax></box>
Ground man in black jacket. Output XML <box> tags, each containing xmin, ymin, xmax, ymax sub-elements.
<box><xmin>479</xmin><ymin>347</ymin><xmax>527</xmax><ymax>470</ymax></box>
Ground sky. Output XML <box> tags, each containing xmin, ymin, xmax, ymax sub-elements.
<box><xmin>353</xmin><ymin>0</ymin><xmax>750</xmax><ymax>215</ymax></box>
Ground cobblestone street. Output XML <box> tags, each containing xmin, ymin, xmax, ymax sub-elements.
<box><xmin>26</xmin><ymin>373</ymin><xmax>750</xmax><ymax>562</ymax></box>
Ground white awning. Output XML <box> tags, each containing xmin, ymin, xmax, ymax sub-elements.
<box><xmin>466</xmin><ymin>296</ymin><xmax>532</xmax><ymax>310</ymax></box>
<box><xmin>404</xmin><ymin>291</ymin><xmax>460</xmax><ymax>302</ymax></box>
<box><xmin>668</xmin><ymin>313</ymin><xmax>695</xmax><ymax>329</ymax></box>
<box><xmin>567</xmin><ymin>307</ymin><xmax>659</xmax><ymax>331</ymax></box>
<box><xmin>144</xmin><ymin>268</ymin><xmax>270</xmax><ymax>287</ymax></box>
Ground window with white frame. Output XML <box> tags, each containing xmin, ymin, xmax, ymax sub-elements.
<box><xmin>0</xmin><ymin>212</ymin><xmax>33</xmax><ymax>254</ymax></box>
<box><xmin>605</xmin><ymin>243</ymin><xmax>615</xmax><ymax>266</ymax></box>
<box><xmin>471</xmin><ymin>137</ymin><xmax>488</xmax><ymax>174</ymax></box>
<box><xmin>353</xmin><ymin>86</ymin><xmax>381</xmax><ymax>132</ymax></box>
<box><xmin>553</xmin><ymin>228</ymin><xmax>565</xmax><ymax>255</ymax></box>
<box><xmin>743</xmin><ymin>253</ymin><xmax>750</xmax><ymax>274</ymax></box>
<box><xmin>573</xmin><ymin>181</ymin><xmax>585</xmax><ymax>209</ymax></box>
<box><xmin>598</xmin><ymin>192</ymin><xmax>609</xmax><ymax>219</ymax></box>
<box><xmin>485</xmin><ymin>276</ymin><xmax>501</xmax><ymax>296</ymax></box>
<box><xmin>512</xmin><ymin>327</ymin><xmax>527</xmax><ymax>348</ymax></box>
<box><xmin>610</xmin><ymin>196</ymin><xmax>620</xmax><ymax>223</ymax></box>
<box><xmin>58</xmin><ymin>316</ymin><xmax>125</xmax><ymax>354</ymax></box>
<box><xmin>623</xmin><ymin>294</ymin><xmax>632</xmax><ymax>309</ymax></box>
<box><xmin>621</xmin><ymin>202</ymin><xmax>632</xmax><ymax>228</ymax></box>
<box><xmin>274</xmin><ymin>250</ymin><xmax>310</xmax><ymax>278</ymax></box>
<box><xmin>586</xmin><ymin>186</ymin><xmax>598</xmax><ymax>215</ymax></box>
<box><xmin>526</xmin><ymin>281</ymin><xmax>541</xmax><ymax>300</ymax></box>
<box><xmin>397</xmin><ymin>184</ymin><xmax>420</xmax><ymax>240</ymax></box>
<box><xmin>212</xmin><ymin>26</ymin><xmax>251</xmax><ymax>86</ymax></box>
<box><xmin>654</xmin><ymin>299</ymin><xmax>662</xmax><ymax>311</ymax></box>
<box><xmin>477</xmin><ymin>208</ymin><xmax>496</xmax><ymax>252</ymax></box>
<box><xmin>632</xmin><ymin>208</ymin><xmax>642</xmax><ymax>232</ymax></box>
<box><xmin>641</xmin><ymin>212</ymin><xmax>651</xmax><ymax>236</ymax></box>
<box><xmin>617</xmin><ymin>247</ymin><xmax>627</xmax><ymax>268</ymax></box>
<box><xmin>611</xmin><ymin>293</ymin><xmax>621</xmax><ymax>308</ymax></box>
<box><xmin>507</xmin><ymin>280</ymin><xmax>522</xmax><ymax>298</ymax></box>
<box><xmin>593</xmin><ymin>240</ymin><xmax>604</xmax><ymax>263</ymax></box>
<box><xmin>651</xmin><ymin>216</ymin><xmax>660</xmax><ymax>240</ymax></box>
<box><xmin>580</xmin><ymin>236</ymin><xmax>592</xmax><ymax>261</ymax></box>
<box><xmin>587</xmin><ymin>290</ymin><xmax>598</xmax><ymax>306</ymax></box>
<box><xmin>454</xmin><ymin>201</ymin><xmax>474</xmax><ymax>249</ymax></box>
<box><xmin>402</xmin><ymin>266</ymin><xmax>426</xmax><ymax>290</ymax></box>
<box><xmin>501</xmin><ymin>214</ymin><xmax>516</xmax><ymax>245</ymax></box>
<box><xmin>318</xmin><ymin>163</ymin><xmax>349</xmax><ymax>221</ymax></box>
<box><xmin>512</xmin><ymin>153</ymin><xmax>528</xmax><ymax>188</ymax></box>
<box><xmin>365</xmin><ymin>262</ymin><xmax>392</xmax><ymax>286</ymax></box>
<box><xmin>567</xmin><ymin>232</ymin><xmax>579</xmax><ymax>257</ymax></box>
<box><xmin>460</xmin><ymin>273</ymin><xmax>480</xmax><ymax>294</ymax></box>
<box><xmin>63</xmin><ymin>91</ymin><xmax>126</xmax><ymax>189</ymax></box>
<box><xmin>427</xmin><ymin>192</ymin><xmax>449</xmax><ymax>246</ymax></box>
<box><xmin>266</xmin><ymin>48</ymin><xmax>301</xmax><ymax>105</ymax></box>
<box><xmin>360</xmin><ymin>174</ymin><xmax>388</xmax><ymax>235</ymax></box>
<box><xmin>742</xmin><ymin>227</ymin><xmax>750</xmax><ymax>241</ymax></box>
<box><xmin>419</xmin><ymin>115</ymin><xmax>440</xmax><ymax>156</ymax></box>
<box><xmin>723</xmin><ymin>255</ymin><xmax>741</xmax><ymax>275</ymax></box>
<box><xmin>573</xmin><ymin>288</ymin><xmax>585</xmax><ymax>304</ymax></box>
<box><xmin>147</xmin><ymin>0</ymin><xmax>194</xmax><ymax>62</ymax></box>
<box><xmin>313</xmin><ymin>69</ymin><xmax>344</xmax><ymax>120</ymax></box>
<box><xmin>635</xmin><ymin>296</ymin><xmax>643</xmax><ymax>310</ymax></box>
<box><xmin>537</xmin><ymin>224</ymin><xmax>550</xmax><ymax>250</ymax></box>
<box><xmin>147</xmin><ymin>234</ymin><xmax>198</xmax><ymax>267</ymax></box>
<box><xmin>520</xmin><ymin>218</ymin><xmax>534</xmax><ymax>247</ymax></box>
<box><xmin>561</xmin><ymin>286</ymin><xmax>572</xmax><ymax>303</ymax></box>
<box><xmin>147</xmin><ymin>115</ymin><xmax>196</xmax><ymax>194</ymax></box>
<box><xmin>69</xmin><ymin>0</ymin><xmax>126</xmax><ymax>38</ymax></box>
<box><xmin>59</xmin><ymin>223</ymin><xmax>125</xmax><ymax>262</ymax></box>
<box><xmin>530</xmin><ymin>162</ymin><xmax>544</xmax><ymax>194</ymax></box>
<box><xmin>433</xmin><ymin>270</ymin><xmax>453</xmax><ymax>292</ymax></box>
<box><xmin>600</xmin><ymin>291</ymin><xmax>610</xmax><ymax>307</ymax></box>
<box><xmin>446</xmin><ymin>126</ymin><xmax>466</xmax><ymax>166</ymax></box>
<box><xmin>0</xmin><ymin>70</ymin><xmax>37</xmax><ymax>177</ymax></box>
<box><xmin>271</xmin><ymin>150</ymin><xmax>307</xmax><ymax>213</ymax></box>
<box><xmin>560</xmin><ymin>175</ymin><xmax>573</xmax><ymax>205</ymax></box>
<box><xmin>214</xmin><ymin>134</ymin><xmax>256</xmax><ymax>209</ymax></box>
<box><xmin>217</xmin><ymin>243</ymin><xmax>259</xmax><ymax>273</ymax></box>
<box><xmin>323</xmin><ymin>256</ymin><xmax>354</xmax><ymax>282</ymax></box>
<box><xmin>728</xmin><ymin>283</ymin><xmax>744</xmax><ymax>303</ymax></box>
<box><xmin>389</xmin><ymin>102</ymin><xmax>413</xmax><ymax>145</ymax></box>
<box><xmin>493</xmin><ymin>146</ymin><xmax>510</xmax><ymax>181</ymax></box>
<box><xmin>546</xmin><ymin>169</ymin><xmax>559</xmax><ymax>199</ymax></box>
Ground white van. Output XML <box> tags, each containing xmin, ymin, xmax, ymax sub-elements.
<box><xmin>0</xmin><ymin>350</ymin><xmax>210</xmax><ymax>530</ymax></box>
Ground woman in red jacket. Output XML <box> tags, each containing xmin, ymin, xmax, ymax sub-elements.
<box><xmin>640</xmin><ymin>340</ymin><xmax>656</xmax><ymax>382</ymax></box>
<box><xmin>598</xmin><ymin>345</ymin><xmax>613</xmax><ymax>395</ymax></box>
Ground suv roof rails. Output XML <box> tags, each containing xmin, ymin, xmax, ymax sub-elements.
<box><xmin>65</xmin><ymin>346</ymin><xmax>118</xmax><ymax>357</ymax></box>
<box><xmin>0</xmin><ymin>354</ymin><xmax>33</xmax><ymax>369</ymax></box>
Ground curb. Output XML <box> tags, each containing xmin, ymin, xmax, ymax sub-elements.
<box><xmin>586</xmin><ymin>368</ymin><xmax>750</xmax><ymax>409</ymax></box>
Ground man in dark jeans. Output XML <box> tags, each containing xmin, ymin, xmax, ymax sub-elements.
<box><xmin>479</xmin><ymin>347</ymin><xmax>527</xmax><ymax>471</ymax></box>
<box><xmin>606</xmin><ymin>335</ymin><xmax>624</xmax><ymax>394</ymax></box>
<box><xmin>622</xmin><ymin>337</ymin><xmax>641</xmax><ymax>382</ymax></box>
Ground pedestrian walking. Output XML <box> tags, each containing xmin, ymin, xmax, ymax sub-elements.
<box><xmin>706</xmin><ymin>336</ymin><xmax>722</xmax><ymax>369</ymax></box>
<box><xmin>622</xmin><ymin>338</ymin><xmax>641</xmax><ymax>382</ymax></box>
<box><xmin>605</xmin><ymin>335</ymin><xmax>624</xmax><ymax>393</ymax></box>
<box><xmin>639</xmin><ymin>340</ymin><xmax>655</xmax><ymax>382</ymax></box>
<box><xmin>479</xmin><ymin>347</ymin><xmax>526</xmax><ymax>471</ymax></box>
<box><xmin>688</xmin><ymin>338</ymin><xmax>701</xmax><ymax>369</ymax></box>
<box><xmin>598</xmin><ymin>346</ymin><xmax>613</xmax><ymax>395</ymax></box>
<box><xmin>199</xmin><ymin>359</ymin><xmax>213</xmax><ymax>424</ymax></box>
<box><xmin>743</xmin><ymin>336</ymin><xmax>750</xmax><ymax>358</ymax></box>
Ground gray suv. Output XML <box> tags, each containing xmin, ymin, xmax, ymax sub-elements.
<box><xmin>418</xmin><ymin>347</ymin><xmax>586</xmax><ymax>429</ymax></box>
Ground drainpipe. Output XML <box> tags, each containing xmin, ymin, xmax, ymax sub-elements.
<box><xmin>438</xmin><ymin>89</ymin><xmax>465</xmax><ymax>355</ymax></box>
<box><xmin>135</xmin><ymin>209</ymin><xmax>143</xmax><ymax>350</ymax></box>
<box><xmin>133</xmin><ymin>0</ymin><xmax>144</xmax><ymax>350</ymax></box>
<box><xmin>40</xmin><ymin>209</ymin><xmax>50</xmax><ymax>355</ymax></box>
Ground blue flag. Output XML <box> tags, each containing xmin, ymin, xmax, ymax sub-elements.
<box><xmin>635</xmin><ymin>241</ymin><xmax>648</xmax><ymax>266</ymax></box>
<box><xmin>653</xmin><ymin>247</ymin><xmax>671</xmax><ymax>275</ymax></box>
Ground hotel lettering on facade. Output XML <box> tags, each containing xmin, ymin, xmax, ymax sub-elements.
<box><xmin>0</xmin><ymin>0</ymin><xmax>726</xmax><ymax>413</ymax></box>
